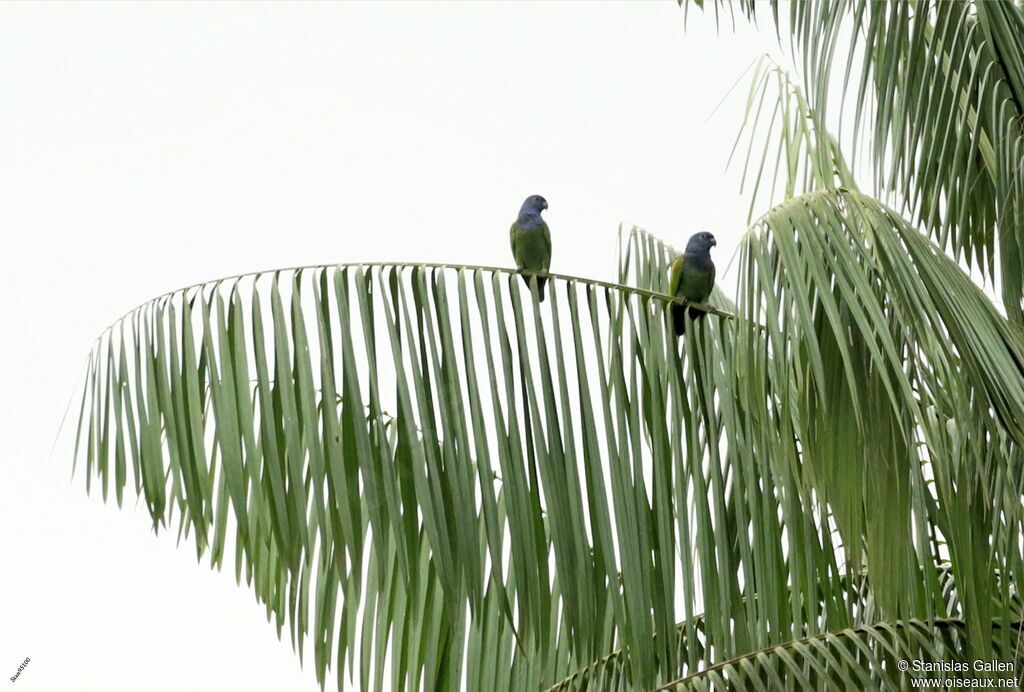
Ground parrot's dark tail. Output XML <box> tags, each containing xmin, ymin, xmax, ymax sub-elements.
<box><xmin>672</xmin><ymin>304</ymin><xmax>686</xmax><ymax>336</ymax></box>
<box><xmin>520</xmin><ymin>273</ymin><xmax>547</xmax><ymax>303</ymax></box>
<box><xmin>672</xmin><ymin>304</ymin><xmax>703</xmax><ymax>336</ymax></box>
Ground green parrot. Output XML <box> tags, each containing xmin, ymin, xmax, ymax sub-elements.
<box><xmin>510</xmin><ymin>194</ymin><xmax>551</xmax><ymax>301</ymax></box>
<box><xmin>669</xmin><ymin>231</ymin><xmax>717</xmax><ymax>335</ymax></box>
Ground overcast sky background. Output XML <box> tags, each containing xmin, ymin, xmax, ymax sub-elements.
<box><xmin>1</xmin><ymin>3</ymin><xmax>789</xmax><ymax>690</ymax></box>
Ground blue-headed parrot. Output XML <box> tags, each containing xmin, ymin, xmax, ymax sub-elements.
<box><xmin>669</xmin><ymin>231</ymin><xmax>716</xmax><ymax>335</ymax></box>
<box><xmin>510</xmin><ymin>194</ymin><xmax>551</xmax><ymax>302</ymax></box>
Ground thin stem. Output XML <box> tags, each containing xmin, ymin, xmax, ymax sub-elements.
<box><xmin>93</xmin><ymin>261</ymin><xmax>737</xmax><ymax>344</ymax></box>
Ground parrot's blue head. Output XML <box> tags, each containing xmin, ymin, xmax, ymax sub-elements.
<box><xmin>520</xmin><ymin>195</ymin><xmax>549</xmax><ymax>216</ymax></box>
<box><xmin>685</xmin><ymin>231</ymin><xmax>717</xmax><ymax>254</ymax></box>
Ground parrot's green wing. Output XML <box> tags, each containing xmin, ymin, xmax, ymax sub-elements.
<box><xmin>542</xmin><ymin>223</ymin><xmax>551</xmax><ymax>271</ymax></box>
<box><xmin>669</xmin><ymin>255</ymin><xmax>685</xmax><ymax>297</ymax></box>
<box><xmin>510</xmin><ymin>224</ymin><xmax>522</xmax><ymax>269</ymax></box>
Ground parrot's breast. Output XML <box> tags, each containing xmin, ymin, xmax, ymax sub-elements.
<box><xmin>515</xmin><ymin>231</ymin><xmax>548</xmax><ymax>269</ymax></box>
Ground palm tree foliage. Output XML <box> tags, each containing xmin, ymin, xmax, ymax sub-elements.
<box><xmin>73</xmin><ymin>2</ymin><xmax>1024</xmax><ymax>690</ymax></box>
<box><xmin>691</xmin><ymin>0</ymin><xmax>1024</xmax><ymax>321</ymax></box>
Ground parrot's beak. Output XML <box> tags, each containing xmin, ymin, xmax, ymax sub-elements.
<box><xmin>542</xmin><ymin>201</ymin><xmax>549</xmax><ymax>210</ymax></box>
<box><xmin>710</xmin><ymin>237</ymin><xmax>717</xmax><ymax>246</ymax></box>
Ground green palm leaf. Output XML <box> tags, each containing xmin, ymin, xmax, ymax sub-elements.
<box><xmin>656</xmin><ymin>618</ymin><xmax>1023</xmax><ymax>692</ymax></box>
<box><xmin>74</xmin><ymin>183</ymin><xmax>1024</xmax><ymax>689</ymax></box>
<box><xmin>683</xmin><ymin>0</ymin><xmax>1024</xmax><ymax>321</ymax></box>
<box><xmin>76</xmin><ymin>262</ymin><xmax>726</xmax><ymax>689</ymax></box>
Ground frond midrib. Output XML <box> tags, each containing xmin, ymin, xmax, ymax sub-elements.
<box><xmin>94</xmin><ymin>260</ymin><xmax>736</xmax><ymax>345</ymax></box>
<box><xmin>653</xmin><ymin>617</ymin><xmax>1024</xmax><ymax>691</ymax></box>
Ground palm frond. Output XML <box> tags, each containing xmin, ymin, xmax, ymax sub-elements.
<box><xmin>75</xmin><ymin>184</ymin><xmax>1024</xmax><ymax>689</ymax></box>
<box><xmin>657</xmin><ymin>617</ymin><xmax>1023</xmax><ymax>691</ymax></box>
<box><xmin>546</xmin><ymin>564</ymin><xmax>1015</xmax><ymax>691</ymax></box>
<box><xmin>683</xmin><ymin>0</ymin><xmax>1024</xmax><ymax>321</ymax></box>
<box><xmin>728</xmin><ymin>56</ymin><xmax>858</xmax><ymax>219</ymax></box>
<box><xmin>75</xmin><ymin>261</ymin><xmax>731</xmax><ymax>690</ymax></box>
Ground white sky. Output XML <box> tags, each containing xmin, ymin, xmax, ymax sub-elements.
<box><xmin>0</xmin><ymin>3</ymin><xmax>785</xmax><ymax>690</ymax></box>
